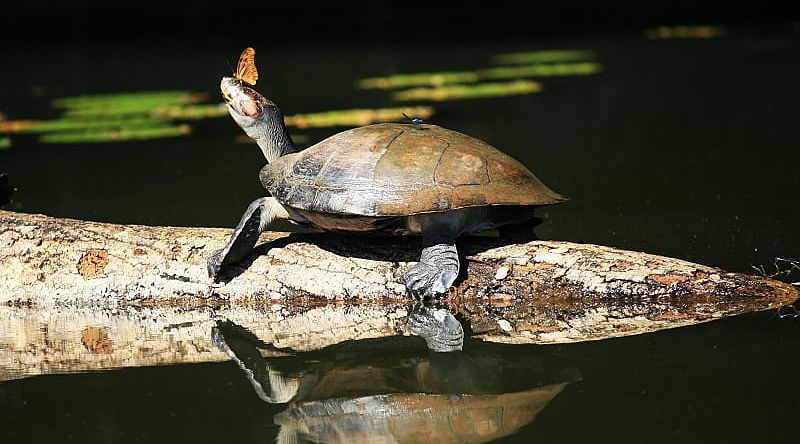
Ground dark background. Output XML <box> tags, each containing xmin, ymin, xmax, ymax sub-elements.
<box><xmin>3</xmin><ymin>1</ymin><xmax>796</xmax><ymax>45</ymax></box>
<box><xmin>2</xmin><ymin>3</ymin><xmax>799</xmax><ymax>444</ymax></box>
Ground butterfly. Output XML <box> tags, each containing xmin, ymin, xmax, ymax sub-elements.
<box><xmin>234</xmin><ymin>47</ymin><xmax>259</xmax><ymax>86</ymax></box>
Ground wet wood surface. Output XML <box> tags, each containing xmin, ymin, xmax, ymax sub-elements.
<box><xmin>1</xmin><ymin>210</ymin><xmax>797</xmax><ymax>380</ymax></box>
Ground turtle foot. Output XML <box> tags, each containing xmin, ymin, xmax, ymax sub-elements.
<box><xmin>404</xmin><ymin>244</ymin><xmax>459</xmax><ymax>300</ymax></box>
<box><xmin>207</xmin><ymin>197</ymin><xmax>286</xmax><ymax>281</ymax></box>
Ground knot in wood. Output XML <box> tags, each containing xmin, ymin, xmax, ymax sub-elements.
<box><xmin>81</xmin><ymin>326</ymin><xmax>113</xmax><ymax>354</ymax></box>
<box><xmin>77</xmin><ymin>248</ymin><xmax>109</xmax><ymax>279</ymax></box>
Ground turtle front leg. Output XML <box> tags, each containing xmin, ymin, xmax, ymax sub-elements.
<box><xmin>208</xmin><ymin>197</ymin><xmax>289</xmax><ymax>280</ymax></box>
<box><xmin>404</xmin><ymin>214</ymin><xmax>462</xmax><ymax>300</ymax></box>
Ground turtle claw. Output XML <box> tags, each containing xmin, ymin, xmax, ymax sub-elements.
<box><xmin>207</xmin><ymin>248</ymin><xmax>225</xmax><ymax>279</ymax></box>
<box><xmin>404</xmin><ymin>261</ymin><xmax>458</xmax><ymax>300</ymax></box>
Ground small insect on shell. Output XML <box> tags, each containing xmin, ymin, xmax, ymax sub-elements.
<box><xmin>235</xmin><ymin>47</ymin><xmax>259</xmax><ymax>86</ymax></box>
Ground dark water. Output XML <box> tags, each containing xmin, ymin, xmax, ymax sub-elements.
<box><xmin>1</xmin><ymin>26</ymin><xmax>799</xmax><ymax>442</ymax></box>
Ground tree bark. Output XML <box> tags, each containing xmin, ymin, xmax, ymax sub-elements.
<box><xmin>1</xmin><ymin>210</ymin><xmax>797</xmax><ymax>380</ymax></box>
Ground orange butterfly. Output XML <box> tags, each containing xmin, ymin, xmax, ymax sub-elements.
<box><xmin>234</xmin><ymin>47</ymin><xmax>258</xmax><ymax>86</ymax></box>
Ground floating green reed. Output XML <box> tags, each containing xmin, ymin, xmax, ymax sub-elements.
<box><xmin>357</xmin><ymin>72</ymin><xmax>480</xmax><ymax>90</ymax></box>
<box><xmin>156</xmin><ymin>103</ymin><xmax>431</xmax><ymax>127</ymax></box>
<box><xmin>357</xmin><ymin>62</ymin><xmax>601</xmax><ymax>90</ymax></box>
<box><xmin>53</xmin><ymin>91</ymin><xmax>203</xmax><ymax>109</ymax></box>
<box><xmin>645</xmin><ymin>25</ymin><xmax>725</xmax><ymax>39</ymax></box>
<box><xmin>152</xmin><ymin>103</ymin><xmax>228</xmax><ymax>120</ymax></box>
<box><xmin>2</xmin><ymin>117</ymin><xmax>171</xmax><ymax>134</ymax></box>
<box><xmin>481</xmin><ymin>62</ymin><xmax>602</xmax><ymax>80</ymax></box>
<box><xmin>0</xmin><ymin>91</ymin><xmax>221</xmax><ymax>144</ymax></box>
<box><xmin>3</xmin><ymin>96</ymin><xmax>433</xmax><ymax>143</ymax></box>
<box><xmin>5</xmin><ymin>88</ymin><xmax>437</xmax><ymax>144</ymax></box>
<box><xmin>0</xmin><ymin>137</ymin><xmax>10</xmax><ymax>150</ymax></box>
<box><xmin>40</xmin><ymin>124</ymin><xmax>191</xmax><ymax>144</ymax></box>
<box><xmin>54</xmin><ymin>91</ymin><xmax>207</xmax><ymax>117</ymax></box>
<box><xmin>492</xmin><ymin>49</ymin><xmax>597</xmax><ymax>65</ymax></box>
<box><xmin>393</xmin><ymin>81</ymin><xmax>542</xmax><ymax>102</ymax></box>
<box><xmin>284</xmin><ymin>106</ymin><xmax>435</xmax><ymax>129</ymax></box>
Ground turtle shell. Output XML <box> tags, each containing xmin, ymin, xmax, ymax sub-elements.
<box><xmin>261</xmin><ymin>123</ymin><xmax>566</xmax><ymax>217</ymax></box>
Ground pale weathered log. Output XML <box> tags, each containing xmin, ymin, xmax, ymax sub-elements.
<box><xmin>0</xmin><ymin>210</ymin><xmax>797</xmax><ymax>380</ymax></box>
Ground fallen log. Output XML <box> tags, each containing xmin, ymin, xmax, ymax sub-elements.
<box><xmin>0</xmin><ymin>210</ymin><xmax>796</xmax><ymax>380</ymax></box>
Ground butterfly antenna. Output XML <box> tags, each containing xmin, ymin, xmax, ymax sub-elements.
<box><xmin>225</xmin><ymin>59</ymin><xmax>233</xmax><ymax>75</ymax></box>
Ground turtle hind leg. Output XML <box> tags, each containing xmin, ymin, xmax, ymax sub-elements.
<box><xmin>208</xmin><ymin>197</ymin><xmax>289</xmax><ymax>280</ymax></box>
<box><xmin>404</xmin><ymin>213</ymin><xmax>462</xmax><ymax>300</ymax></box>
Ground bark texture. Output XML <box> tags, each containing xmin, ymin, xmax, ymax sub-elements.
<box><xmin>0</xmin><ymin>210</ymin><xmax>797</xmax><ymax>380</ymax></box>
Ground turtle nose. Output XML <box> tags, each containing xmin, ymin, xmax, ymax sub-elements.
<box><xmin>220</xmin><ymin>77</ymin><xmax>236</xmax><ymax>101</ymax></box>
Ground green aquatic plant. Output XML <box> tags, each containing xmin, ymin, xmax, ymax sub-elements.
<box><xmin>61</xmin><ymin>100</ymin><xmax>204</xmax><ymax>118</ymax></box>
<box><xmin>356</xmin><ymin>72</ymin><xmax>480</xmax><ymax>90</ymax></box>
<box><xmin>645</xmin><ymin>25</ymin><xmax>725</xmax><ymax>40</ymax></box>
<box><xmin>0</xmin><ymin>137</ymin><xmax>10</xmax><ymax>150</ymax></box>
<box><xmin>152</xmin><ymin>103</ymin><xmax>228</xmax><ymax>120</ymax></box>
<box><xmin>53</xmin><ymin>91</ymin><xmax>204</xmax><ymax>109</ymax></box>
<box><xmin>1</xmin><ymin>99</ymin><xmax>435</xmax><ymax>143</ymax></box>
<box><xmin>5</xmin><ymin>87</ymin><xmax>435</xmax><ymax>144</ymax></box>
<box><xmin>492</xmin><ymin>49</ymin><xmax>597</xmax><ymax>65</ymax></box>
<box><xmin>2</xmin><ymin>49</ymin><xmax>602</xmax><ymax>145</ymax></box>
<box><xmin>40</xmin><ymin>124</ymin><xmax>191</xmax><ymax>144</ymax></box>
<box><xmin>284</xmin><ymin>106</ymin><xmax>434</xmax><ymax>128</ymax></box>
<box><xmin>1</xmin><ymin>91</ymin><xmax>211</xmax><ymax>144</ymax></box>
<box><xmin>393</xmin><ymin>81</ymin><xmax>542</xmax><ymax>101</ymax></box>
<box><xmin>1</xmin><ymin>117</ymin><xmax>172</xmax><ymax>134</ymax></box>
<box><xmin>480</xmin><ymin>62</ymin><xmax>602</xmax><ymax>80</ymax></box>
<box><xmin>357</xmin><ymin>62</ymin><xmax>601</xmax><ymax>90</ymax></box>
<box><xmin>156</xmin><ymin>104</ymin><xmax>434</xmax><ymax>127</ymax></box>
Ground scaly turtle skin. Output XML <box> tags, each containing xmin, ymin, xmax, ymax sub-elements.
<box><xmin>209</xmin><ymin>77</ymin><xmax>566</xmax><ymax>299</ymax></box>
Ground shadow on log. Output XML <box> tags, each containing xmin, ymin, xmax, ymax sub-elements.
<box><xmin>0</xmin><ymin>210</ymin><xmax>797</xmax><ymax>380</ymax></box>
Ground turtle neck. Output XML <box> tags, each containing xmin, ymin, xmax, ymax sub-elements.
<box><xmin>250</xmin><ymin>105</ymin><xmax>296</xmax><ymax>164</ymax></box>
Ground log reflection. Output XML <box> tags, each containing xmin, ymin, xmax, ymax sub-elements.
<box><xmin>213</xmin><ymin>309</ymin><xmax>579</xmax><ymax>444</ymax></box>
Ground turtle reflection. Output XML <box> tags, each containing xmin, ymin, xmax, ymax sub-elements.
<box><xmin>406</xmin><ymin>304</ymin><xmax>464</xmax><ymax>352</ymax></box>
<box><xmin>212</xmin><ymin>306</ymin><xmax>579</xmax><ymax>444</ymax></box>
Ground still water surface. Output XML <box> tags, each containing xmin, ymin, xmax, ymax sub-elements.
<box><xmin>1</xmin><ymin>27</ymin><xmax>799</xmax><ymax>442</ymax></box>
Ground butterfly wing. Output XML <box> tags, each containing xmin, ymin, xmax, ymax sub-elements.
<box><xmin>235</xmin><ymin>47</ymin><xmax>259</xmax><ymax>86</ymax></box>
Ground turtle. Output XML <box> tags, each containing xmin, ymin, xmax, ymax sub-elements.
<box><xmin>208</xmin><ymin>76</ymin><xmax>567</xmax><ymax>299</ymax></box>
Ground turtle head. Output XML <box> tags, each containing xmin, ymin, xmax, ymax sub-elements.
<box><xmin>220</xmin><ymin>77</ymin><xmax>295</xmax><ymax>162</ymax></box>
<box><xmin>220</xmin><ymin>76</ymin><xmax>274</xmax><ymax>127</ymax></box>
